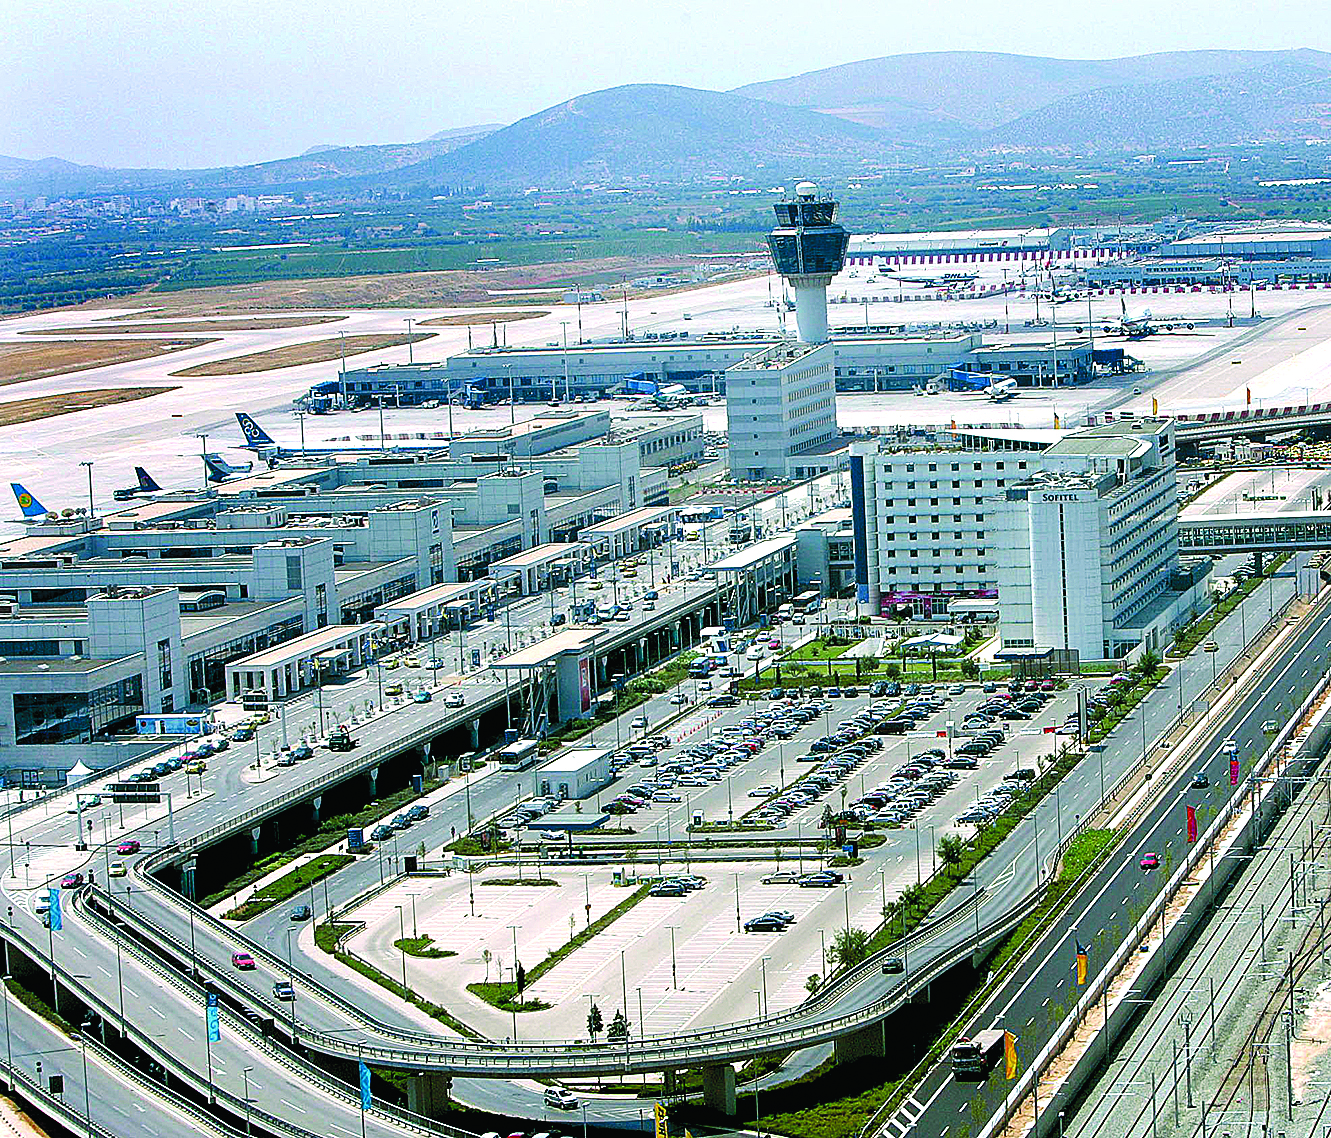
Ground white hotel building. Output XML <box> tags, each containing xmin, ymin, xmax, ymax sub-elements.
<box><xmin>850</xmin><ymin>419</ymin><xmax>1207</xmax><ymax>662</ymax></box>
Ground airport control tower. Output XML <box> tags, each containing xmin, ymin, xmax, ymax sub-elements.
<box><xmin>767</xmin><ymin>181</ymin><xmax>850</xmax><ymax>343</ymax></box>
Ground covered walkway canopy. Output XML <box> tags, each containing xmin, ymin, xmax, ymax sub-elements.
<box><xmin>708</xmin><ymin>535</ymin><xmax>798</xmax><ymax>628</ymax></box>
<box><xmin>373</xmin><ymin>579</ymin><xmax>498</xmax><ymax>643</ymax></box>
<box><xmin>491</xmin><ymin>628</ymin><xmax>604</xmax><ymax>732</ymax></box>
<box><xmin>580</xmin><ymin>505</ymin><xmax>680</xmax><ymax>560</ymax></box>
<box><xmin>488</xmin><ymin>542</ymin><xmax>591</xmax><ymax>596</ymax></box>
<box><xmin>225</xmin><ymin>623</ymin><xmax>382</xmax><ymax>701</ymax></box>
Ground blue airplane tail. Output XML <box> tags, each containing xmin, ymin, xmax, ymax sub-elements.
<box><xmin>203</xmin><ymin>453</ymin><xmax>251</xmax><ymax>482</ymax></box>
<box><xmin>235</xmin><ymin>412</ymin><xmax>276</xmax><ymax>449</ymax></box>
<box><xmin>10</xmin><ymin>483</ymin><xmax>47</xmax><ymax>518</ymax></box>
<box><xmin>134</xmin><ymin>467</ymin><xmax>161</xmax><ymax>492</ymax></box>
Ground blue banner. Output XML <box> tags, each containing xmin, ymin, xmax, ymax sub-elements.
<box><xmin>47</xmin><ymin>888</ymin><xmax>61</xmax><ymax>932</ymax></box>
<box><xmin>206</xmin><ymin>991</ymin><xmax>220</xmax><ymax>1043</ymax></box>
<box><xmin>359</xmin><ymin>1060</ymin><xmax>372</xmax><ymax>1111</ymax></box>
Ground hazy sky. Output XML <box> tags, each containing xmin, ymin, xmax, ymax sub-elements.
<box><xmin>5</xmin><ymin>0</ymin><xmax>1331</xmax><ymax>168</ymax></box>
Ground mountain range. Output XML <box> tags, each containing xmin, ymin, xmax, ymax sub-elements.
<box><xmin>7</xmin><ymin>49</ymin><xmax>1331</xmax><ymax>196</ymax></box>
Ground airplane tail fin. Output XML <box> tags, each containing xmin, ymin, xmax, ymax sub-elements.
<box><xmin>203</xmin><ymin>455</ymin><xmax>230</xmax><ymax>483</ymax></box>
<box><xmin>134</xmin><ymin>467</ymin><xmax>161</xmax><ymax>492</ymax></box>
<box><xmin>10</xmin><ymin>483</ymin><xmax>47</xmax><ymax>519</ymax></box>
<box><xmin>235</xmin><ymin>412</ymin><xmax>276</xmax><ymax>448</ymax></box>
<box><xmin>1120</xmin><ymin>297</ymin><xmax>1127</xmax><ymax>317</ymax></box>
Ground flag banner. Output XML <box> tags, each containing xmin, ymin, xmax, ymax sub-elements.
<box><xmin>1076</xmin><ymin>941</ymin><xmax>1088</xmax><ymax>986</ymax></box>
<box><xmin>206</xmin><ymin>991</ymin><xmax>220</xmax><ymax>1043</ymax></box>
<box><xmin>1230</xmin><ymin>759</ymin><xmax>1239</xmax><ymax>786</ymax></box>
<box><xmin>654</xmin><ymin>1102</ymin><xmax>668</xmax><ymax>1138</ymax></box>
<box><xmin>1187</xmin><ymin>804</ymin><xmax>1197</xmax><ymax>843</ymax></box>
<box><xmin>47</xmin><ymin>888</ymin><xmax>61</xmax><ymax>932</ymax></box>
<box><xmin>359</xmin><ymin>1061</ymin><xmax>372</xmax><ymax>1111</ymax></box>
<box><xmin>1004</xmin><ymin>1031</ymin><xmax>1018</xmax><ymax>1079</ymax></box>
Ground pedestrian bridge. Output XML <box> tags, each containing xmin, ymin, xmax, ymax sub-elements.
<box><xmin>1178</xmin><ymin>510</ymin><xmax>1331</xmax><ymax>553</ymax></box>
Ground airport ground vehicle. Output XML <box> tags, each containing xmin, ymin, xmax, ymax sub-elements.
<box><xmin>951</xmin><ymin>1029</ymin><xmax>1005</xmax><ymax>1079</ymax></box>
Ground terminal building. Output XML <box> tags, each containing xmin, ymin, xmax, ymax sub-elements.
<box><xmin>0</xmin><ymin>409</ymin><xmax>705</xmax><ymax>782</ymax></box>
<box><xmin>849</xmin><ymin>419</ymin><xmax>1208</xmax><ymax>662</ymax></box>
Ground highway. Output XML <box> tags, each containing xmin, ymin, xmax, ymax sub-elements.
<box><xmin>873</xmin><ymin>588</ymin><xmax>1331</xmax><ymax>1138</ymax></box>
<box><xmin>0</xmin><ymin>558</ymin><xmax>1303</xmax><ymax>1133</ymax></box>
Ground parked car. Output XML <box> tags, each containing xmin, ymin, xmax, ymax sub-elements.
<box><xmin>744</xmin><ymin>915</ymin><xmax>786</xmax><ymax>932</ymax></box>
<box><xmin>649</xmin><ymin>882</ymin><xmax>686</xmax><ymax>897</ymax></box>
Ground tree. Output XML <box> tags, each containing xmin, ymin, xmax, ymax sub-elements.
<box><xmin>938</xmin><ymin>834</ymin><xmax>966</xmax><ymax>878</ymax></box>
<box><xmin>587</xmin><ymin>1002</ymin><xmax>604</xmax><ymax>1042</ymax></box>
<box><xmin>830</xmin><ymin>927</ymin><xmax>871</xmax><ymax>971</ymax></box>
<box><xmin>884</xmin><ymin>661</ymin><xmax>901</xmax><ymax>680</ymax></box>
<box><xmin>1136</xmin><ymin>650</ymin><xmax>1161</xmax><ymax>679</ymax></box>
<box><xmin>959</xmin><ymin>658</ymin><xmax>980</xmax><ymax>680</ymax></box>
<box><xmin>820</xmin><ymin>804</ymin><xmax>835</xmax><ymax>830</ymax></box>
<box><xmin>901</xmin><ymin>882</ymin><xmax>926</xmax><ymax>915</ymax></box>
<box><xmin>606</xmin><ymin>1009</ymin><xmax>630</xmax><ymax>1042</ymax></box>
<box><xmin>805</xmin><ymin>973</ymin><xmax>822</xmax><ymax>998</ymax></box>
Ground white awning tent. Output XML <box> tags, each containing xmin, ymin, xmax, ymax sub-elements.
<box><xmin>64</xmin><ymin>760</ymin><xmax>95</xmax><ymax>787</ymax></box>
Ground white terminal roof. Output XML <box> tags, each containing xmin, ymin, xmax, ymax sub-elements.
<box><xmin>581</xmin><ymin>505</ymin><xmax>679</xmax><ymax>536</ymax></box>
<box><xmin>491</xmin><ymin>628</ymin><xmax>603</xmax><ymax>669</ymax></box>
<box><xmin>230</xmin><ymin>623</ymin><xmax>382</xmax><ymax>670</ymax></box>
<box><xmin>539</xmin><ymin>747</ymin><xmax>612</xmax><ymax>773</ymax></box>
<box><xmin>490</xmin><ymin>542</ymin><xmax>587</xmax><ymax>572</ymax></box>
<box><xmin>711</xmin><ymin>535</ymin><xmax>798</xmax><ymax>573</ymax></box>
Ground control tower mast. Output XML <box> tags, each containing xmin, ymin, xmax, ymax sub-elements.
<box><xmin>766</xmin><ymin>181</ymin><xmax>850</xmax><ymax>344</ymax></box>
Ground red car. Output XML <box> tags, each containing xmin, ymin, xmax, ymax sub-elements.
<box><xmin>231</xmin><ymin>952</ymin><xmax>256</xmax><ymax>970</ymax></box>
<box><xmin>1139</xmin><ymin>852</ymin><xmax>1160</xmax><ymax>871</ymax></box>
<box><xmin>60</xmin><ymin>872</ymin><xmax>84</xmax><ymax>889</ymax></box>
<box><xmin>116</xmin><ymin>840</ymin><xmax>140</xmax><ymax>855</ymax></box>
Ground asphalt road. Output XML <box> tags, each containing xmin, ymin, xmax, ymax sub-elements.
<box><xmin>0</xmin><ymin>558</ymin><xmax>1301</xmax><ymax>1133</ymax></box>
<box><xmin>880</xmin><ymin>588</ymin><xmax>1331</xmax><ymax>1138</ymax></box>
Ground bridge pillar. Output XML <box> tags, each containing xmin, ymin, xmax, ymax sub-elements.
<box><xmin>366</xmin><ymin>766</ymin><xmax>380</xmax><ymax>798</ymax></box>
<box><xmin>311</xmin><ymin>795</ymin><xmax>322</xmax><ymax>825</ymax></box>
<box><xmin>403</xmin><ymin>1071</ymin><xmax>452</xmax><ymax>1117</ymax></box>
<box><xmin>701</xmin><ymin>1064</ymin><xmax>736</xmax><ymax>1115</ymax></box>
<box><xmin>833</xmin><ymin>1021</ymin><xmax>887</xmax><ymax>1065</ymax></box>
<box><xmin>250</xmin><ymin>826</ymin><xmax>261</xmax><ymax>857</ymax></box>
<box><xmin>1254</xmin><ymin>550</ymin><xmax>1265</xmax><ymax>575</ymax></box>
<box><xmin>469</xmin><ymin>719</ymin><xmax>481</xmax><ymax>748</ymax></box>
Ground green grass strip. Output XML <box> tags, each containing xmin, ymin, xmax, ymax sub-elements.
<box><xmin>223</xmin><ymin>853</ymin><xmax>354</xmax><ymax>920</ymax></box>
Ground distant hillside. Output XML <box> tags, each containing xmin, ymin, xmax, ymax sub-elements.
<box><xmin>987</xmin><ymin>57</ymin><xmax>1331</xmax><ymax>151</ymax></box>
<box><xmin>734</xmin><ymin>49</ymin><xmax>1331</xmax><ymax>135</ymax></box>
<box><xmin>425</xmin><ymin>123</ymin><xmax>504</xmax><ymax>142</ymax></box>
<box><xmin>404</xmin><ymin>83</ymin><xmax>896</xmax><ymax>187</ymax></box>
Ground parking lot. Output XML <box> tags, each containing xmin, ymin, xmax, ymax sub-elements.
<box><xmin>363</xmin><ymin>670</ymin><xmax>1105</xmax><ymax>1040</ymax></box>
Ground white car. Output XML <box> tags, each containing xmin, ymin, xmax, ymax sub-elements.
<box><xmin>748</xmin><ymin>785</ymin><xmax>777</xmax><ymax>797</ymax></box>
<box><xmin>444</xmin><ymin>691</ymin><xmax>465</xmax><ymax>708</ymax></box>
<box><xmin>631</xmin><ymin>715</ymin><xmax>649</xmax><ymax>729</ymax></box>
<box><xmin>668</xmin><ymin>693</ymin><xmax>687</xmax><ymax>705</ymax></box>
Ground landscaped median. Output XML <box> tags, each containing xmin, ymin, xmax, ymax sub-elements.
<box><xmin>466</xmin><ymin>884</ymin><xmax>651</xmax><ymax>1013</ymax></box>
<box><xmin>1169</xmin><ymin>555</ymin><xmax>1291</xmax><ymax>658</ymax></box>
<box><xmin>222</xmin><ymin>853</ymin><xmax>354</xmax><ymax>920</ymax></box>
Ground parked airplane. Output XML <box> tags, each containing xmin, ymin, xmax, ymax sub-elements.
<box><xmin>235</xmin><ymin>411</ymin><xmax>444</xmax><ymax>457</ymax></box>
<box><xmin>204</xmin><ymin>454</ymin><xmax>254</xmax><ymax>482</ymax></box>
<box><xmin>112</xmin><ymin>466</ymin><xmax>162</xmax><ymax>502</ymax></box>
<box><xmin>10</xmin><ymin>483</ymin><xmax>48</xmax><ymax>520</ymax></box>
<box><xmin>1105</xmin><ymin>298</ymin><xmax>1196</xmax><ymax>339</ymax></box>
<box><xmin>985</xmin><ymin>378</ymin><xmax>1019</xmax><ymax>402</ymax></box>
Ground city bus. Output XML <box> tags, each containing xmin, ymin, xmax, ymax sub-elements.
<box><xmin>498</xmin><ymin>738</ymin><xmax>541</xmax><ymax>772</ymax></box>
<box><xmin>793</xmin><ymin>590</ymin><xmax>823</xmax><ymax>614</ymax></box>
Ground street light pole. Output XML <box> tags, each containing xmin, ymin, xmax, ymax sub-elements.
<box><xmin>79</xmin><ymin>461</ymin><xmax>95</xmax><ymax>518</ymax></box>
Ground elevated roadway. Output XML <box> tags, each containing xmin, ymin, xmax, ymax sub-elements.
<box><xmin>868</xmin><ymin>593</ymin><xmax>1331</xmax><ymax>1138</ymax></box>
<box><xmin>0</xmin><ymin>543</ymin><xmax>1311</xmax><ymax>1126</ymax></box>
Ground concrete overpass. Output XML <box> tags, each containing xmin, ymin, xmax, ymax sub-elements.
<box><xmin>1173</xmin><ymin>402</ymin><xmax>1331</xmax><ymax>444</ymax></box>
